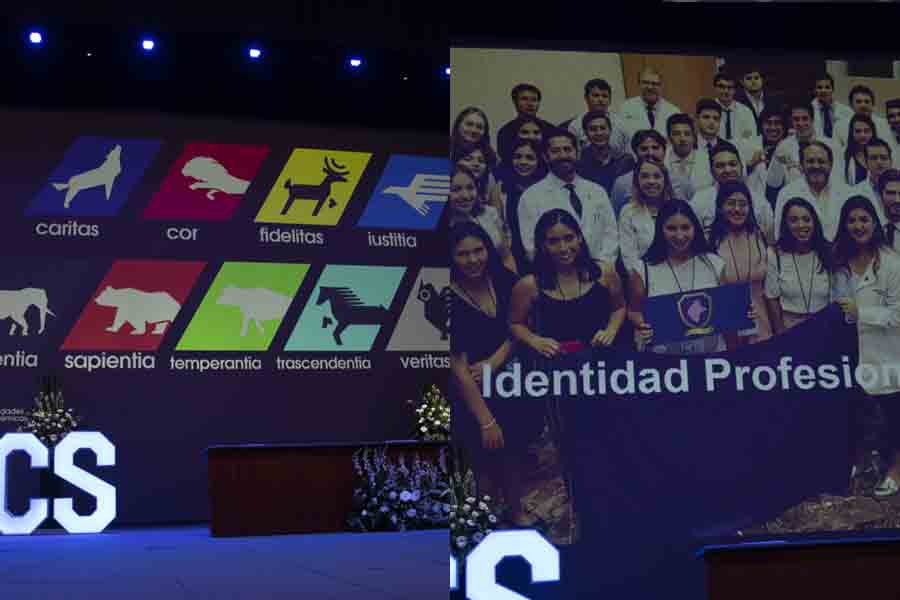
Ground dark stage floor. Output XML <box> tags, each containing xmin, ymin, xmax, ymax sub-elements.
<box><xmin>0</xmin><ymin>525</ymin><xmax>447</xmax><ymax>599</ymax></box>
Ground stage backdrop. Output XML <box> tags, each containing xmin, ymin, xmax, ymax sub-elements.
<box><xmin>451</xmin><ymin>44</ymin><xmax>900</xmax><ymax>600</ymax></box>
<box><xmin>0</xmin><ymin>107</ymin><xmax>449</xmax><ymax>524</ymax></box>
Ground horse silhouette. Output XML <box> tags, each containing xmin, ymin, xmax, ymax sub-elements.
<box><xmin>416</xmin><ymin>281</ymin><xmax>450</xmax><ymax>340</ymax></box>
<box><xmin>316</xmin><ymin>286</ymin><xmax>389</xmax><ymax>346</ymax></box>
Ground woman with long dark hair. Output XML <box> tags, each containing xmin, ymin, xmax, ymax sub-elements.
<box><xmin>509</xmin><ymin>208</ymin><xmax>626</xmax><ymax>540</ymax></box>
<box><xmin>843</xmin><ymin>113</ymin><xmax>877</xmax><ymax>186</ymax></box>
<box><xmin>832</xmin><ymin>195</ymin><xmax>900</xmax><ymax>496</ymax></box>
<box><xmin>451</xmin><ymin>106</ymin><xmax>493</xmax><ymax>149</ymax></box>
<box><xmin>449</xmin><ymin>221</ymin><xmax>541</xmax><ymax>526</ymax></box>
<box><xmin>628</xmin><ymin>199</ymin><xmax>727</xmax><ymax>354</ymax></box>
<box><xmin>495</xmin><ymin>138</ymin><xmax>547</xmax><ymax>273</ymax></box>
<box><xmin>448</xmin><ymin>165</ymin><xmax>516</xmax><ymax>273</ymax></box>
<box><xmin>708</xmin><ymin>180</ymin><xmax>772</xmax><ymax>347</ymax></box>
<box><xmin>451</xmin><ymin>137</ymin><xmax>504</xmax><ymax>219</ymax></box>
<box><xmin>764</xmin><ymin>197</ymin><xmax>846</xmax><ymax>333</ymax></box>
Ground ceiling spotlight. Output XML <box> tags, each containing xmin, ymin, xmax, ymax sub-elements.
<box><xmin>444</xmin><ymin>66</ymin><xmax>451</xmax><ymax>77</ymax></box>
<box><xmin>348</xmin><ymin>57</ymin><xmax>363</xmax><ymax>69</ymax></box>
<box><xmin>141</xmin><ymin>38</ymin><xmax>155</xmax><ymax>51</ymax></box>
<box><xmin>28</xmin><ymin>31</ymin><xmax>42</xmax><ymax>45</ymax></box>
<box><xmin>249</xmin><ymin>47</ymin><xmax>262</xmax><ymax>59</ymax></box>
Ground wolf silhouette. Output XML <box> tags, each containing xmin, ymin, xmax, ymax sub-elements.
<box><xmin>52</xmin><ymin>144</ymin><xmax>122</xmax><ymax>209</ymax></box>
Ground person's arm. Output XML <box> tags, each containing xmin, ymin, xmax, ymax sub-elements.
<box><xmin>488</xmin><ymin>179</ymin><xmax>504</xmax><ymax>220</ymax></box>
<box><xmin>517</xmin><ymin>191</ymin><xmax>537</xmax><ymax>262</ymax></box>
<box><xmin>509</xmin><ymin>275</ymin><xmax>559</xmax><ymax>358</ymax></box>
<box><xmin>763</xmin><ymin>247</ymin><xmax>785</xmax><ymax>335</ymax></box>
<box><xmin>627</xmin><ymin>266</ymin><xmax>653</xmax><ymax>350</ymax></box>
<box><xmin>853</xmin><ymin>259</ymin><xmax>900</xmax><ymax>327</ymax></box>
<box><xmin>754</xmin><ymin>195</ymin><xmax>775</xmax><ymax>245</ymax></box>
<box><xmin>596</xmin><ymin>189</ymin><xmax>620</xmax><ymax>266</ymax></box>
<box><xmin>618</xmin><ymin>208</ymin><xmax>640</xmax><ymax>274</ymax></box>
<box><xmin>767</xmin><ymin>142</ymin><xmax>787</xmax><ymax>189</ymax></box>
<box><xmin>592</xmin><ymin>266</ymin><xmax>626</xmax><ymax>346</ymax></box>
<box><xmin>450</xmin><ymin>352</ymin><xmax>504</xmax><ymax>449</ymax></box>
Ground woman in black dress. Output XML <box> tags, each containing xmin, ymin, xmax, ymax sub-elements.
<box><xmin>449</xmin><ymin>221</ymin><xmax>542</xmax><ymax>527</ymax></box>
<box><xmin>508</xmin><ymin>209</ymin><xmax>626</xmax><ymax>539</ymax></box>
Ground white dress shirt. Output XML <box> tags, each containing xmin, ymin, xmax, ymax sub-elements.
<box><xmin>717</xmin><ymin>100</ymin><xmax>758</xmax><ymax>143</ymax></box>
<box><xmin>811</xmin><ymin>99</ymin><xmax>854</xmax><ymax>144</ymax></box>
<box><xmin>689</xmin><ymin>183</ymin><xmax>775</xmax><ymax>244</ymax></box>
<box><xmin>567</xmin><ymin>111</ymin><xmax>631</xmax><ymax>158</ymax></box>
<box><xmin>619</xmin><ymin>96</ymin><xmax>682</xmax><ymax>139</ymax></box>
<box><xmin>764</xmin><ymin>248</ymin><xmax>842</xmax><ymax>315</ymax></box>
<box><xmin>766</xmin><ymin>134</ymin><xmax>845</xmax><ymax>190</ymax></box>
<box><xmin>665</xmin><ymin>146</ymin><xmax>714</xmax><ymax>201</ymax></box>
<box><xmin>618</xmin><ymin>202</ymin><xmax>657</xmax><ymax>273</ymax></box>
<box><xmin>518</xmin><ymin>171</ymin><xmax>619</xmax><ymax>265</ymax></box>
<box><xmin>741</xmin><ymin>92</ymin><xmax>765</xmax><ymax>127</ymax></box>
<box><xmin>773</xmin><ymin>177</ymin><xmax>853</xmax><ymax>242</ymax></box>
<box><xmin>851</xmin><ymin>249</ymin><xmax>900</xmax><ymax>396</ymax></box>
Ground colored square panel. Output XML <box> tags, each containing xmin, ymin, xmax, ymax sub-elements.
<box><xmin>60</xmin><ymin>260</ymin><xmax>206</xmax><ymax>351</ymax></box>
<box><xmin>356</xmin><ymin>155</ymin><xmax>450</xmax><ymax>230</ymax></box>
<box><xmin>254</xmin><ymin>148</ymin><xmax>372</xmax><ymax>226</ymax></box>
<box><xmin>284</xmin><ymin>265</ymin><xmax>405</xmax><ymax>352</ymax></box>
<box><xmin>142</xmin><ymin>142</ymin><xmax>270</xmax><ymax>221</ymax></box>
<box><xmin>386</xmin><ymin>268</ymin><xmax>449</xmax><ymax>351</ymax></box>
<box><xmin>175</xmin><ymin>262</ymin><xmax>309</xmax><ymax>351</ymax></box>
<box><xmin>25</xmin><ymin>136</ymin><xmax>162</xmax><ymax>217</ymax></box>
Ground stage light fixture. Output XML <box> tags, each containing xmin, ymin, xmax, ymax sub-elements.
<box><xmin>28</xmin><ymin>31</ymin><xmax>42</xmax><ymax>45</ymax></box>
<box><xmin>249</xmin><ymin>47</ymin><xmax>261</xmax><ymax>59</ymax></box>
<box><xmin>141</xmin><ymin>38</ymin><xmax>155</xmax><ymax>51</ymax></box>
<box><xmin>349</xmin><ymin>57</ymin><xmax>363</xmax><ymax>69</ymax></box>
<box><xmin>445</xmin><ymin>66</ymin><xmax>451</xmax><ymax>77</ymax></box>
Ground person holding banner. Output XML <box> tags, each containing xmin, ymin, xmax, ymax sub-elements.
<box><xmin>842</xmin><ymin>114</ymin><xmax>877</xmax><ymax>187</ymax></box>
<box><xmin>449</xmin><ymin>221</ymin><xmax>541</xmax><ymax>527</ymax></box>
<box><xmin>764</xmin><ymin>197</ymin><xmax>845</xmax><ymax>333</ymax></box>
<box><xmin>831</xmin><ymin>195</ymin><xmax>900</xmax><ymax>497</ymax></box>
<box><xmin>508</xmin><ymin>208</ymin><xmax>626</xmax><ymax>537</ymax></box>
<box><xmin>448</xmin><ymin>165</ymin><xmax>517</xmax><ymax>273</ymax></box>
<box><xmin>619</xmin><ymin>158</ymin><xmax>676</xmax><ymax>274</ymax></box>
<box><xmin>708</xmin><ymin>180</ymin><xmax>772</xmax><ymax>347</ymax></box>
<box><xmin>628</xmin><ymin>200</ymin><xmax>728</xmax><ymax>354</ymax></box>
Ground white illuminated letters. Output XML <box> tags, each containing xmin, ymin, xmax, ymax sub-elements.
<box><xmin>52</xmin><ymin>432</ymin><xmax>117</xmax><ymax>533</ymax></box>
<box><xmin>0</xmin><ymin>433</ymin><xmax>49</xmax><ymax>535</ymax></box>
<box><xmin>463</xmin><ymin>530</ymin><xmax>561</xmax><ymax>599</ymax></box>
<box><xmin>0</xmin><ymin>432</ymin><xmax>116</xmax><ymax>535</ymax></box>
<box><xmin>451</xmin><ymin>555</ymin><xmax>459</xmax><ymax>590</ymax></box>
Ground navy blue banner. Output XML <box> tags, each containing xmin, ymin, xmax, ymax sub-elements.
<box><xmin>643</xmin><ymin>282</ymin><xmax>754</xmax><ymax>344</ymax></box>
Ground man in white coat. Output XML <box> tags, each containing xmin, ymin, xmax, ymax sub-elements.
<box><xmin>885</xmin><ymin>99</ymin><xmax>900</xmax><ymax>169</ymax></box>
<box><xmin>518</xmin><ymin>129</ymin><xmax>619</xmax><ymax>267</ymax></box>
<box><xmin>714</xmin><ymin>70</ymin><xmax>758</xmax><ymax>144</ymax></box>
<box><xmin>811</xmin><ymin>73</ymin><xmax>853</xmax><ymax>145</ymax></box>
<box><xmin>768</xmin><ymin>100</ymin><xmax>844</xmax><ymax>192</ymax></box>
<box><xmin>837</xmin><ymin>85</ymin><xmax>892</xmax><ymax>150</ymax></box>
<box><xmin>564</xmin><ymin>78</ymin><xmax>630</xmax><ymax>158</ymax></box>
<box><xmin>851</xmin><ymin>138</ymin><xmax>894</xmax><ymax>225</ymax></box>
<box><xmin>773</xmin><ymin>141</ymin><xmax>852</xmax><ymax>241</ymax></box>
<box><xmin>619</xmin><ymin>67</ymin><xmax>681</xmax><ymax>140</ymax></box>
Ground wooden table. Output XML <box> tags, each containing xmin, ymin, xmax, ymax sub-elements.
<box><xmin>206</xmin><ymin>440</ymin><xmax>447</xmax><ymax>537</ymax></box>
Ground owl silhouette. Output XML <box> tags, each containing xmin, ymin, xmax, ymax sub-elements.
<box><xmin>417</xmin><ymin>281</ymin><xmax>450</xmax><ymax>340</ymax></box>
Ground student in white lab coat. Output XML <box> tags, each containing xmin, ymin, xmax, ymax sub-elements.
<box><xmin>832</xmin><ymin>195</ymin><xmax>900</xmax><ymax>496</ymax></box>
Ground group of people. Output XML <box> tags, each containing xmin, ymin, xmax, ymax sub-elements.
<box><xmin>449</xmin><ymin>63</ymin><xmax>900</xmax><ymax>528</ymax></box>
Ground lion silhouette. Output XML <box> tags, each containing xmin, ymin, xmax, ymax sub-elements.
<box><xmin>181</xmin><ymin>156</ymin><xmax>250</xmax><ymax>200</ymax></box>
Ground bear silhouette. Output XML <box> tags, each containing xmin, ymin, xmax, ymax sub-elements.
<box><xmin>94</xmin><ymin>286</ymin><xmax>180</xmax><ymax>335</ymax></box>
<box><xmin>216</xmin><ymin>286</ymin><xmax>291</xmax><ymax>337</ymax></box>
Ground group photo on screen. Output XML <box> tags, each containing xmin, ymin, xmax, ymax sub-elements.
<box><xmin>448</xmin><ymin>46</ymin><xmax>900</xmax><ymax>574</ymax></box>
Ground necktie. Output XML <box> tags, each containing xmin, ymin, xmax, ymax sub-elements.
<box><xmin>887</xmin><ymin>223</ymin><xmax>896</xmax><ymax>247</ymax></box>
<box><xmin>823</xmin><ymin>104</ymin><xmax>833</xmax><ymax>138</ymax></box>
<box><xmin>564</xmin><ymin>183</ymin><xmax>583</xmax><ymax>218</ymax></box>
<box><xmin>724</xmin><ymin>108</ymin><xmax>732</xmax><ymax>139</ymax></box>
<box><xmin>647</xmin><ymin>106</ymin><xmax>656</xmax><ymax>129</ymax></box>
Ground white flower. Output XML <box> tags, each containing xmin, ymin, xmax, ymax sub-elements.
<box><xmin>473</xmin><ymin>532</ymin><xmax>484</xmax><ymax>543</ymax></box>
<box><xmin>472</xmin><ymin>511</ymin><xmax>480</xmax><ymax>518</ymax></box>
<box><xmin>362</xmin><ymin>510</ymin><xmax>367</xmax><ymax>516</ymax></box>
<box><xmin>462</xmin><ymin>505</ymin><xmax>470</xmax><ymax>513</ymax></box>
<box><xmin>388</xmin><ymin>491</ymin><xmax>397</xmax><ymax>500</ymax></box>
<box><xmin>466</xmin><ymin>497</ymin><xmax>476</xmax><ymax>504</ymax></box>
<box><xmin>482</xmin><ymin>495</ymin><xmax>492</xmax><ymax>502</ymax></box>
<box><xmin>478</xmin><ymin>502</ymin><xmax>488</xmax><ymax>511</ymax></box>
<box><xmin>466</xmin><ymin>519</ymin><xmax>475</xmax><ymax>527</ymax></box>
<box><xmin>399</xmin><ymin>491</ymin><xmax>412</xmax><ymax>502</ymax></box>
<box><xmin>455</xmin><ymin>536</ymin><xmax>468</xmax><ymax>548</ymax></box>
<box><xmin>406</xmin><ymin>508</ymin><xmax>416</xmax><ymax>517</ymax></box>
<box><xmin>420</xmin><ymin>426</ymin><xmax>427</xmax><ymax>433</ymax></box>
<box><xmin>488</xmin><ymin>514</ymin><xmax>498</xmax><ymax>524</ymax></box>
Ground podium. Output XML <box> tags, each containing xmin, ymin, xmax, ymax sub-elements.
<box><xmin>699</xmin><ymin>536</ymin><xmax>900</xmax><ymax>599</ymax></box>
<box><xmin>206</xmin><ymin>440</ymin><xmax>446</xmax><ymax>537</ymax></box>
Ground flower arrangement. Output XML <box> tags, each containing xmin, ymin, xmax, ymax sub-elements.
<box><xmin>411</xmin><ymin>384</ymin><xmax>450</xmax><ymax>442</ymax></box>
<box><xmin>447</xmin><ymin>445</ymin><xmax>506</xmax><ymax>562</ymax></box>
<box><xmin>18</xmin><ymin>375</ymin><xmax>81</xmax><ymax>447</ymax></box>
<box><xmin>451</xmin><ymin>493</ymin><xmax>502</xmax><ymax>559</ymax></box>
<box><xmin>347</xmin><ymin>445</ymin><xmax>452</xmax><ymax>532</ymax></box>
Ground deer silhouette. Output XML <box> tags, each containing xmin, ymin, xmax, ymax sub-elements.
<box><xmin>281</xmin><ymin>157</ymin><xmax>350</xmax><ymax>216</ymax></box>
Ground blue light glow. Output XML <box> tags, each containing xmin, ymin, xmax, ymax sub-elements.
<box><xmin>249</xmin><ymin>48</ymin><xmax>261</xmax><ymax>59</ymax></box>
<box><xmin>349</xmin><ymin>57</ymin><xmax>362</xmax><ymax>68</ymax></box>
<box><xmin>141</xmin><ymin>39</ymin><xmax>155</xmax><ymax>51</ymax></box>
<box><xmin>28</xmin><ymin>32</ymin><xmax>42</xmax><ymax>45</ymax></box>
